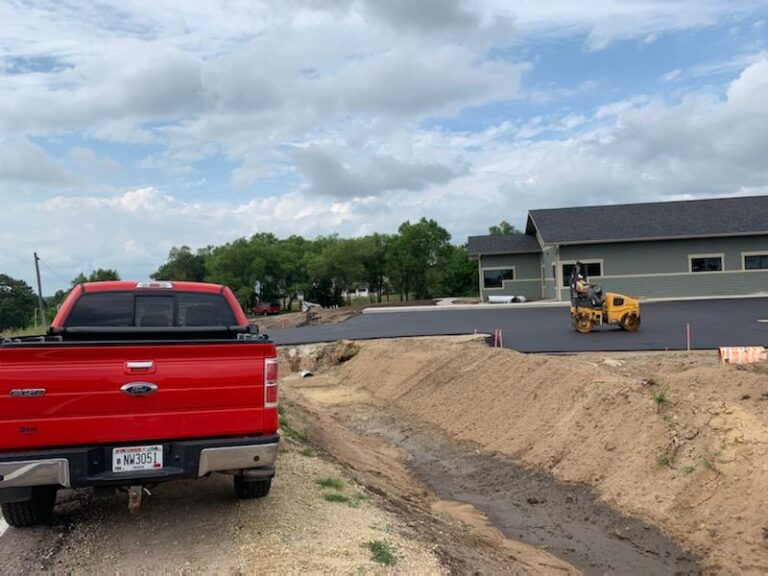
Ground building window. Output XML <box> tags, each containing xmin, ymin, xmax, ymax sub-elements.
<box><xmin>483</xmin><ymin>268</ymin><xmax>515</xmax><ymax>288</ymax></box>
<box><xmin>561</xmin><ymin>261</ymin><xmax>602</xmax><ymax>286</ymax></box>
<box><xmin>744</xmin><ymin>254</ymin><xmax>768</xmax><ymax>270</ymax></box>
<box><xmin>690</xmin><ymin>255</ymin><xmax>723</xmax><ymax>272</ymax></box>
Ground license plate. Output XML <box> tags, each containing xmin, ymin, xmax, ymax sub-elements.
<box><xmin>112</xmin><ymin>445</ymin><xmax>163</xmax><ymax>473</ymax></box>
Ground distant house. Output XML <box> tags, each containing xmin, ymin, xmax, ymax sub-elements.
<box><xmin>468</xmin><ymin>195</ymin><xmax>768</xmax><ymax>301</ymax></box>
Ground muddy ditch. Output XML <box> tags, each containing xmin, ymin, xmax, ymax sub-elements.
<box><xmin>336</xmin><ymin>406</ymin><xmax>700</xmax><ymax>576</ymax></box>
<box><xmin>276</xmin><ymin>336</ymin><xmax>768</xmax><ymax>573</ymax></box>
<box><xmin>281</xmin><ymin>336</ymin><xmax>768</xmax><ymax>574</ymax></box>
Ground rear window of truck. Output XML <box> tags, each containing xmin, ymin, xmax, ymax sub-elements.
<box><xmin>65</xmin><ymin>292</ymin><xmax>237</xmax><ymax>327</ymax></box>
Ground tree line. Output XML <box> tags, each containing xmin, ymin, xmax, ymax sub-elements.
<box><xmin>151</xmin><ymin>218</ymin><xmax>478</xmax><ymax>309</ymax></box>
<box><xmin>1</xmin><ymin>219</ymin><xmax>521</xmax><ymax>331</ymax></box>
<box><xmin>1</xmin><ymin>222</ymin><xmax>472</xmax><ymax>331</ymax></box>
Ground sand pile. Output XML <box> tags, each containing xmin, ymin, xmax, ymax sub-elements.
<box><xmin>301</xmin><ymin>336</ymin><xmax>768</xmax><ymax>574</ymax></box>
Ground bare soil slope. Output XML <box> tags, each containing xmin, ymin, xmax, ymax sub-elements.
<box><xmin>284</xmin><ymin>337</ymin><xmax>768</xmax><ymax>574</ymax></box>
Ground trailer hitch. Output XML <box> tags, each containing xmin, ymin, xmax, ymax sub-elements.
<box><xmin>127</xmin><ymin>485</ymin><xmax>152</xmax><ymax>512</ymax></box>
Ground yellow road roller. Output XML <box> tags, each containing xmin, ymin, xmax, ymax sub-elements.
<box><xmin>570</xmin><ymin>290</ymin><xmax>641</xmax><ymax>334</ymax></box>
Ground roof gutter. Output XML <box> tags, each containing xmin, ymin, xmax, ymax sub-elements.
<box><xmin>539</xmin><ymin>230</ymin><xmax>768</xmax><ymax>246</ymax></box>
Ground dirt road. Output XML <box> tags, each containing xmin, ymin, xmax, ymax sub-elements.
<box><xmin>0</xmin><ymin>439</ymin><xmax>446</xmax><ymax>575</ymax></box>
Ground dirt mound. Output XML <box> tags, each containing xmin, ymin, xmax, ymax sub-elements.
<box><xmin>253</xmin><ymin>307</ymin><xmax>361</xmax><ymax>332</ymax></box>
<box><xmin>288</xmin><ymin>337</ymin><xmax>768</xmax><ymax>574</ymax></box>
<box><xmin>283</xmin><ymin>340</ymin><xmax>360</xmax><ymax>374</ymax></box>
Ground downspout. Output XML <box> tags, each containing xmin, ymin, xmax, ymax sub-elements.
<box><xmin>477</xmin><ymin>254</ymin><xmax>483</xmax><ymax>301</ymax></box>
<box><xmin>555</xmin><ymin>245</ymin><xmax>561</xmax><ymax>302</ymax></box>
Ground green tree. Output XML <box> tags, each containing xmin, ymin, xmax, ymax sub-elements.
<box><xmin>71</xmin><ymin>268</ymin><xmax>121</xmax><ymax>285</ymax></box>
<box><xmin>0</xmin><ymin>274</ymin><xmax>38</xmax><ymax>331</ymax></box>
<box><xmin>151</xmin><ymin>246</ymin><xmax>207</xmax><ymax>281</ymax></box>
<box><xmin>488</xmin><ymin>220</ymin><xmax>521</xmax><ymax>235</ymax></box>
<box><xmin>204</xmin><ymin>237</ymin><xmax>266</xmax><ymax>308</ymax></box>
<box><xmin>271</xmin><ymin>235</ymin><xmax>311</xmax><ymax>310</ymax></box>
<box><xmin>360</xmin><ymin>233</ymin><xmax>391</xmax><ymax>303</ymax></box>
<box><xmin>439</xmin><ymin>244</ymin><xmax>479</xmax><ymax>297</ymax></box>
<box><xmin>305</xmin><ymin>236</ymin><xmax>366</xmax><ymax>306</ymax></box>
<box><xmin>388</xmin><ymin>218</ymin><xmax>451</xmax><ymax>300</ymax></box>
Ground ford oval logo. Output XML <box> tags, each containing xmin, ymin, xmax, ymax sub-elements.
<box><xmin>121</xmin><ymin>382</ymin><xmax>158</xmax><ymax>396</ymax></box>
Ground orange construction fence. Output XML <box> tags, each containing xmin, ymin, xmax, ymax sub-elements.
<box><xmin>718</xmin><ymin>346</ymin><xmax>767</xmax><ymax>365</ymax></box>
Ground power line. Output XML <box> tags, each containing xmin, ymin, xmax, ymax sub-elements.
<box><xmin>39</xmin><ymin>257</ymin><xmax>70</xmax><ymax>286</ymax></box>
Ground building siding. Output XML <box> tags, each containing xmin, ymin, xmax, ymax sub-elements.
<box><xmin>541</xmin><ymin>246</ymin><xmax>558</xmax><ymax>300</ymax></box>
<box><xmin>559</xmin><ymin>235</ymin><xmax>768</xmax><ymax>275</ymax></box>
<box><xmin>556</xmin><ymin>235</ymin><xmax>768</xmax><ymax>300</ymax></box>
<box><xmin>557</xmin><ymin>270</ymin><xmax>768</xmax><ymax>300</ymax></box>
<box><xmin>479</xmin><ymin>253</ymin><xmax>542</xmax><ymax>300</ymax></box>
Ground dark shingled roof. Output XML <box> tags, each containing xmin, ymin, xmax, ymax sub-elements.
<box><xmin>467</xmin><ymin>233</ymin><xmax>542</xmax><ymax>256</ymax></box>
<box><xmin>527</xmin><ymin>195</ymin><xmax>768</xmax><ymax>245</ymax></box>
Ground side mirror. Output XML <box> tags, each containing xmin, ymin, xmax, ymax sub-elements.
<box><xmin>247</xmin><ymin>323</ymin><xmax>260</xmax><ymax>335</ymax></box>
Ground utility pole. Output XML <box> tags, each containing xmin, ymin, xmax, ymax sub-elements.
<box><xmin>33</xmin><ymin>252</ymin><xmax>47</xmax><ymax>327</ymax></box>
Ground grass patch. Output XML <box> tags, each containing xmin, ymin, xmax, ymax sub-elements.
<box><xmin>682</xmin><ymin>465</ymin><xmax>695</xmax><ymax>475</ymax></box>
<box><xmin>661</xmin><ymin>414</ymin><xmax>675</xmax><ymax>429</ymax></box>
<box><xmin>323</xmin><ymin>492</ymin><xmax>349</xmax><ymax>503</ymax></box>
<box><xmin>347</xmin><ymin>493</ymin><xmax>370</xmax><ymax>508</ymax></box>
<box><xmin>300</xmin><ymin>447</ymin><xmax>315</xmax><ymax>457</ymax></box>
<box><xmin>278</xmin><ymin>405</ymin><xmax>285</xmax><ymax>416</ymax></box>
<box><xmin>652</xmin><ymin>389</ymin><xmax>668</xmax><ymax>412</ymax></box>
<box><xmin>316</xmin><ymin>476</ymin><xmax>344</xmax><ymax>490</ymax></box>
<box><xmin>279</xmin><ymin>415</ymin><xmax>306</xmax><ymax>443</ymax></box>
<box><xmin>656</xmin><ymin>452</ymin><xmax>670</xmax><ymax>467</ymax></box>
<box><xmin>364</xmin><ymin>540</ymin><xmax>397</xmax><ymax>566</ymax></box>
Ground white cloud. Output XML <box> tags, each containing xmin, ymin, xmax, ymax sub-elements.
<box><xmin>6</xmin><ymin>54</ymin><xmax>768</xmax><ymax>292</ymax></box>
<box><xmin>292</xmin><ymin>147</ymin><xmax>467</xmax><ymax>198</ymax></box>
<box><xmin>69</xmin><ymin>146</ymin><xmax>121</xmax><ymax>173</ymax></box>
<box><xmin>488</xmin><ymin>0</ymin><xmax>762</xmax><ymax>50</ymax></box>
<box><xmin>1</xmin><ymin>1</ymin><xmax>768</xmax><ymax>294</ymax></box>
<box><xmin>0</xmin><ymin>138</ymin><xmax>74</xmax><ymax>185</ymax></box>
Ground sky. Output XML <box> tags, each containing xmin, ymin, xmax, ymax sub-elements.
<box><xmin>1</xmin><ymin>0</ymin><xmax>767</xmax><ymax>293</ymax></box>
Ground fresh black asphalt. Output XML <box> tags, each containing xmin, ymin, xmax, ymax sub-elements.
<box><xmin>268</xmin><ymin>298</ymin><xmax>768</xmax><ymax>352</ymax></box>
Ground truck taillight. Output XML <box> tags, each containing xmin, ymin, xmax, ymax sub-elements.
<box><xmin>264</xmin><ymin>357</ymin><xmax>278</xmax><ymax>408</ymax></box>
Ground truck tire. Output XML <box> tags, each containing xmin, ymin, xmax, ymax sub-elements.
<box><xmin>234</xmin><ymin>476</ymin><xmax>271</xmax><ymax>499</ymax></box>
<box><xmin>1</xmin><ymin>486</ymin><xmax>58</xmax><ymax>527</ymax></box>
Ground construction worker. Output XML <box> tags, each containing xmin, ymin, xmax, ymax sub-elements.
<box><xmin>576</xmin><ymin>274</ymin><xmax>601</xmax><ymax>307</ymax></box>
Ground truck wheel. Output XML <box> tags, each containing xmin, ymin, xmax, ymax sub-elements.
<box><xmin>1</xmin><ymin>486</ymin><xmax>58</xmax><ymax>528</ymax></box>
<box><xmin>234</xmin><ymin>476</ymin><xmax>271</xmax><ymax>499</ymax></box>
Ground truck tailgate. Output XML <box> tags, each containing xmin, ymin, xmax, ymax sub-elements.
<box><xmin>0</xmin><ymin>341</ymin><xmax>277</xmax><ymax>451</ymax></box>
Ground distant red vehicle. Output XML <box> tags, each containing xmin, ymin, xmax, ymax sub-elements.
<box><xmin>0</xmin><ymin>281</ymin><xmax>279</xmax><ymax>527</ymax></box>
<box><xmin>252</xmin><ymin>301</ymin><xmax>281</xmax><ymax>316</ymax></box>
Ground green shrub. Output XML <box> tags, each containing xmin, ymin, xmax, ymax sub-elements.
<box><xmin>364</xmin><ymin>540</ymin><xmax>396</xmax><ymax>566</ymax></box>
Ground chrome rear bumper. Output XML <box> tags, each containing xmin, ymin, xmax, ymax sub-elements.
<box><xmin>0</xmin><ymin>434</ymin><xmax>279</xmax><ymax>492</ymax></box>
<box><xmin>0</xmin><ymin>459</ymin><xmax>71</xmax><ymax>489</ymax></box>
<box><xmin>198</xmin><ymin>442</ymin><xmax>279</xmax><ymax>476</ymax></box>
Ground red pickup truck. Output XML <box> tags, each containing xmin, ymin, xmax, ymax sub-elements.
<box><xmin>0</xmin><ymin>281</ymin><xmax>279</xmax><ymax>527</ymax></box>
<box><xmin>252</xmin><ymin>301</ymin><xmax>281</xmax><ymax>316</ymax></box>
